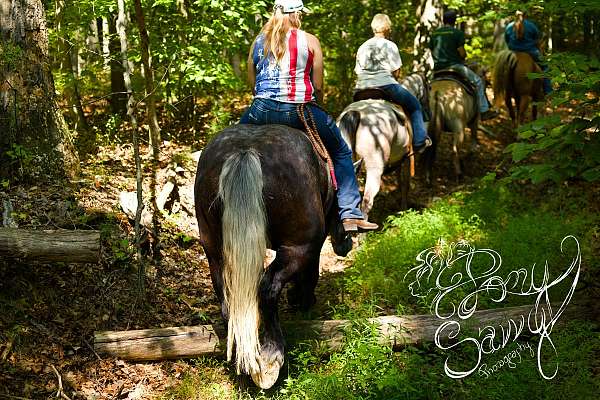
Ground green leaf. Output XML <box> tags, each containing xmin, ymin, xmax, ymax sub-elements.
<box><xmin>510</xmin><ymin>143</ymin><xmax>534</xmax><ymax>162</ymax></box>
<box><xmin>582</xmin><ymin>167</ymin><xmax>600</xmax><ymax>182</ymax></box>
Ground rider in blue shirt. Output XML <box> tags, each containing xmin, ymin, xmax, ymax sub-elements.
<box><xmin>505</xmin><ymin>11</ymin><xmax>552</xmax><ymax>94</ymax></box>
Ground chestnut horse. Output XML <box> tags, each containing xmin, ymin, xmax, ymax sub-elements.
<box><xmin>493</xmin><ymin>50</ymin><xmax>543</xmax><ymax>127</ymax></box>
<box><xmin>194</xmin><ymin>124</ymin><xmax>352</xmax><ymax>389</ymax></box>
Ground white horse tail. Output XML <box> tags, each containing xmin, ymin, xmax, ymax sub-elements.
<box><xmin>493</xmin><ymin>50</ymin><xmax>517</xmax><ymax>106</ymax></box>
<box><xmin>338</xmin><ymin>110</ymin><xmax>361</xmax><ymax>153</ymax></box>
<box><xmin>218</xmin><ymin>149</ymin><xmax>266</xmax><ymax>376</ymax></box>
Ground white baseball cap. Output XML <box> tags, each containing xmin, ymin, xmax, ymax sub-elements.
<box><xmin>274</xmin><ymin>0</ymin><xmax>311</xmax><ymax>14</ymax></box>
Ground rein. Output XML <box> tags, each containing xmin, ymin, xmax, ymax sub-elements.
<box><xmin>297</xmin><ymin>103</ymin><xmax>338</xmax><ymax>190</ymax></box>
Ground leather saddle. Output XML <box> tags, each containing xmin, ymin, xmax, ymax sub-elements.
<box><xmin>350</xmin><ymin>89</ymin><xmax>407</xmax><ymax>126</ymax></box>
<box><xmin>352</xmin><ymin>88</ymin><xmax>389</xmax><ymax>102</ymax></box>
<box><xmin>432</xmin><ymin>67</ymin><xmax>477</xmax><ymax>98</ymax></box>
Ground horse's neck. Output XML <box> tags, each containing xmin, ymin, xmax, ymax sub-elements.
<box><xmin>401</xmin><ymin>74</ymin><xmax>425</xmax><ymax>100</ymax></box>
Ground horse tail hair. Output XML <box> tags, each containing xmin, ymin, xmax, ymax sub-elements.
<box><xmin>493</xmin><ymin>50</ymin><xmax>518</xmax><ymax>107</ymax></box>
<box><xmin>338</xmin><ymin>110</ymin><xmax>361</xmax><ymax>154</ymax></box>
<box><xmin>515</xmin><ymin>11</ymin><xmax>525</xmax><ymax>40</ymax></box>
<box><xmin>218</xmin><ymin>149</ymin><xmax>266</xmax><ymax>376</ymax></box>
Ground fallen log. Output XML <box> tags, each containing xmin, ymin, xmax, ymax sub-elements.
<box><xmin>94</xmin><ymin>303</ymin><xmax>589</xmax><ymax>361</ymax></box>
<box><xmin>0</xmin><ymin>228</ymin><xmax>100</xmax><ymax>263</ymax></box>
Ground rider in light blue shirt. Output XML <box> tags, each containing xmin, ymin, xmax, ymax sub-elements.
<box><xmin>505</xmin><ymin>11</ymin><xmax>552</xmax><ymax>94</ymax></box>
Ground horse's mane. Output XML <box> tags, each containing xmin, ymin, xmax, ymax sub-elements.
<box><xmin>492</xmin><ymin>50</ymin><xmax>518</xmax><ymax>106</ymax></box>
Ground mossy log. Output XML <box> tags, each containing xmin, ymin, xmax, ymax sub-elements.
<box><xmin>0</xmin><ymin>228</ymin><xmax>100</xmax><ymax>263</ymax></box>
<box><xmin>94</xmin><ymin>304</ymin><xmax>589</xmax><ymax>361</ymax></box>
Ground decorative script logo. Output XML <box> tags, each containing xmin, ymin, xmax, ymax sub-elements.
<box><xmin>404</xmin><ymin>236</ymin><xmax>581</xmax><ymax>380</ymax></box>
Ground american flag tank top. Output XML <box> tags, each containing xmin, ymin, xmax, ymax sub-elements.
<box><xmin>252</xmin><ymin>29</ymin><xmax>316</xmax><ymax>103</ymax></box>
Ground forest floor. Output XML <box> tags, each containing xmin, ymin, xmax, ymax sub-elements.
<box><xmin>0</xmin><ymin>105</ymin><xmax>524</xmax><ymax>399</ymax></box>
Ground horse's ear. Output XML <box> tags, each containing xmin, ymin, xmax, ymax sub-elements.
<box><xmin>353</xmin><ymin>159</ymin><xmax>363</xmax><ymax>175</ymax></box>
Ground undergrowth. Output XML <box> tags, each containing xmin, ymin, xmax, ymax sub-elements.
<box><xmin>162</xmin><ymin>180</ymin><xmax>600</xmax><ymax>399</ymax></box>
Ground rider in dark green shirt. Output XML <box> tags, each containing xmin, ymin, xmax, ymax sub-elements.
<box><xmin>428</xmin><ymin>10</ymin><xmax>497</xmax><ymax>120</ymax></box>
<box><xmin>429</xmin><ymin>25</ymin><xmax>465</xmax><ymax>70</ymax></box>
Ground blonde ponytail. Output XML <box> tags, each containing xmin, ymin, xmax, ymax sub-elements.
<box><xmin>515</xmin><ymin>11</ymin><xmax>525</xmax><ymax>40</ymax></box>
<box><xmin>261</xmin><ymin>9</ymin><xmax>302</xmax><ymax>64</ymax></box>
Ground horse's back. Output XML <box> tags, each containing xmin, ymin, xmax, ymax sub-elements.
<box><xmin>195</xmin><ymin>124</ymin><xmax>330</xmax><ymax>246</ymax></box>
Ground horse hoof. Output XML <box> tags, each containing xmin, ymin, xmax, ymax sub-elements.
<box><xmin>250</xmin><ymin>349</ymin><xmax>284</xmax><ymax>389</ymax></box>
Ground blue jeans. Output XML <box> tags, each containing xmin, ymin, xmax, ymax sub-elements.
<box><xmin>449</xmin><ymin>64</ymin><xmax>490</xmax><ymax>113</ymax></box>
<box><xmin>527</xmin><ymin>49</ymin><xmax>552</xmax><ymax>95</ymax></box>
<box><xmin>240</xmin><ymin>97</ymin><xmax>364</xmax><ymax>220</ymax></box>
<box><xmin>379</xmin><ymin>84</ymin><xmax>428</xmax><ymax>147</ymax></box>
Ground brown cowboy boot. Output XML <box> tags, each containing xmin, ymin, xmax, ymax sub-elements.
<box><xmin>342</xmin><ymin>218</ymin><xmax>379</xmax><ymax>233</ymax></box>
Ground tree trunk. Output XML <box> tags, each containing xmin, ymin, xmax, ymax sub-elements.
<box><xmin>118</xmin><ymin>0</ymin><xmax>146</xmax><ymax>295</ymax></box>
<box><xmin>94</xmin><ymin>304</ymin><xmax>590</xmax><ymax>361</ymax></box>
<box><xmin>0</xmin><ymin>0</ymin><xmax>79</xmax><ymax>180</ymax></box>
<box><xmin>108</xmin><ymin>14</ymin><xmax>127</xmax><ymax>115</ymax></box>
<box><xmin>412</xmin><ymin>0</ymin><xmax>442</xmax><ymax>73</ymax></box>
<box><xmin>492</xmin><ymin>18</ymin><xmax>507</xmax><ymax>53</ymax></box>
<box><xmin>0</xmin><ymin>228</ymin><xmax>100</xmax><ymax>263</ymax></box>
<box><xmin>583</xmin><ymin>12</ymin><xmax>592</xmax><ymax>52</ymax></box>
<box><xmin>133</xmin><ymin>0</ymin><xmax>161</xmax><ymax>159</ymax></box>
<box><xmin>96</xmin><ymin>17</ymin><xmax>104</xmax><ymax>52</ymax></box>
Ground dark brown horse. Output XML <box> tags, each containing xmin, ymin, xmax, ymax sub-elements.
<box><xmin>194</xmin><ymin>124</ymin><xmax>352</xmax><ymax>389</ymax></box>
<box><xmin>493</xmin><ymin>50</ymin><xmax>544</xmax><ymax>127</ymax></box>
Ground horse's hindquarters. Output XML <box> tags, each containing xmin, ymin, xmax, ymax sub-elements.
<box><xmin>429</xmin><ymin>80</ymin><xmax>477</xmax><ymax>180</ymax></box>
<box><xmin>194</xmin><ymin>124</ymin><xmax>335</xmax><ymax>389</ymax></box>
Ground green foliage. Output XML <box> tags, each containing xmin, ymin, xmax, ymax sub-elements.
<box><xmin>161</xmin><ymin>358</ymin><xmax>237</xmax><ymax>400</ymax></box>
<box><xmin>206</xmin><ymin>99</ymin><xmax>235</xmax><ymax>141</ymax></box>
<box><xmin>505</xmin><ymin>53</ymin><xmax>600</xmax><ymax>184</ymax></box>
<box><xmin>341</xmin><ymin>183</ymin><xmax>597</xmax><ymax>317</ymax></box>
<box><xmin>4</xmin><ymin>144</ymin><xmax>33</xmax><ymax>177</ymax></box>
<box><xmin>0</xmin><ymin>41</ymin><xmax>23</xmax><ymax>70</ymax></box>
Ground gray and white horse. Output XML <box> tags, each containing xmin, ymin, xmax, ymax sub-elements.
<box><xmin>337</xmin><ymin>73</ymin><xmax>429</xmax><ymax>219</ymax></box>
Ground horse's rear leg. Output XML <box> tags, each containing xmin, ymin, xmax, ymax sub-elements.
<box><xmin>287</xmin><ymin>252</ymin><xmax>320</xmax><ymax>312</ymax></box>
<box><xmin>197</xmin><ymin>222</ymin><xmax>227</xmax><ymax>321</ymax></box>
<box><xmin>519</xmin><ymin>95</ymin><xmax>532</xmax><ymax>125</ymax></box>
<box><xmin>452</xmin><ymin>129</ymin><xmax>465</xmax><ymax>182</ymax></box>
<box><xmin>532</xmin><ymin>101</ymin><xmax>539</xmax><ymax>121</ymax></box>
<box><xmin>506</xmin><ymin>96</ymin><xmax>516</xmax><ymax>128</ymax></box>
<box><xmin>397</xmin><ymin>158</ymin><xmax>410</xmax><ymax>210</ymax></box>
<box><xmin>256</xmin><ymin>244</ymin><xmax>320</xmax><ymax>388</ymax></box>
<box><xmin>362</xmin><ymin>165</ymin><xmax>384</xmax><ymax>220</ymax></box>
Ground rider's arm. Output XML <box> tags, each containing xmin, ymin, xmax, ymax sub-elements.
<box><xmin>455</xmin><ymin>28</ymin><xmax>467</xmax><ymax>60</ymax></box>
<box><xmin>247</xmin><ymin>39</ymin><xmax>257</xmax><ymax>95</ymax></box>
<box><xmin>530</xmin><ymin>21</ymin><xmax>543</xmax><ymax>51</ymax></box>
<box><xmin>389</xmin><ymin>42</ymin><xmax>403</xmax><ymax>81</ymax></box>
<box><xmin>308</xmin><ymin>33</ymin><xmax>324</xmax><ymax>104</ymax></box>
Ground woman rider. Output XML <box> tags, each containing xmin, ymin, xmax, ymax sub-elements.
<box><xmin>240</xmin><ymin>0</ymin><xmax>378</xmax><ymax>232</ymax></box>
<box><xmin>354</xmin><ymin>13</ymin><xmax>431</xmax><ymax>153</ymax></box>
<box><xmin>504</xmin><ymin>10</ymin><xmax>552</xmax><ymax>95</ymax></box>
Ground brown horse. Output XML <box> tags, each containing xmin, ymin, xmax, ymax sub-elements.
<box><xmin>493</xmin><ymin>50</ymin><xmax>543</xmax><ymax>127</ymax></box>
<box><xmin>424</xmin><ymin>79</ymin><xmax>478</xmax><ymax>184</ymax></box>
